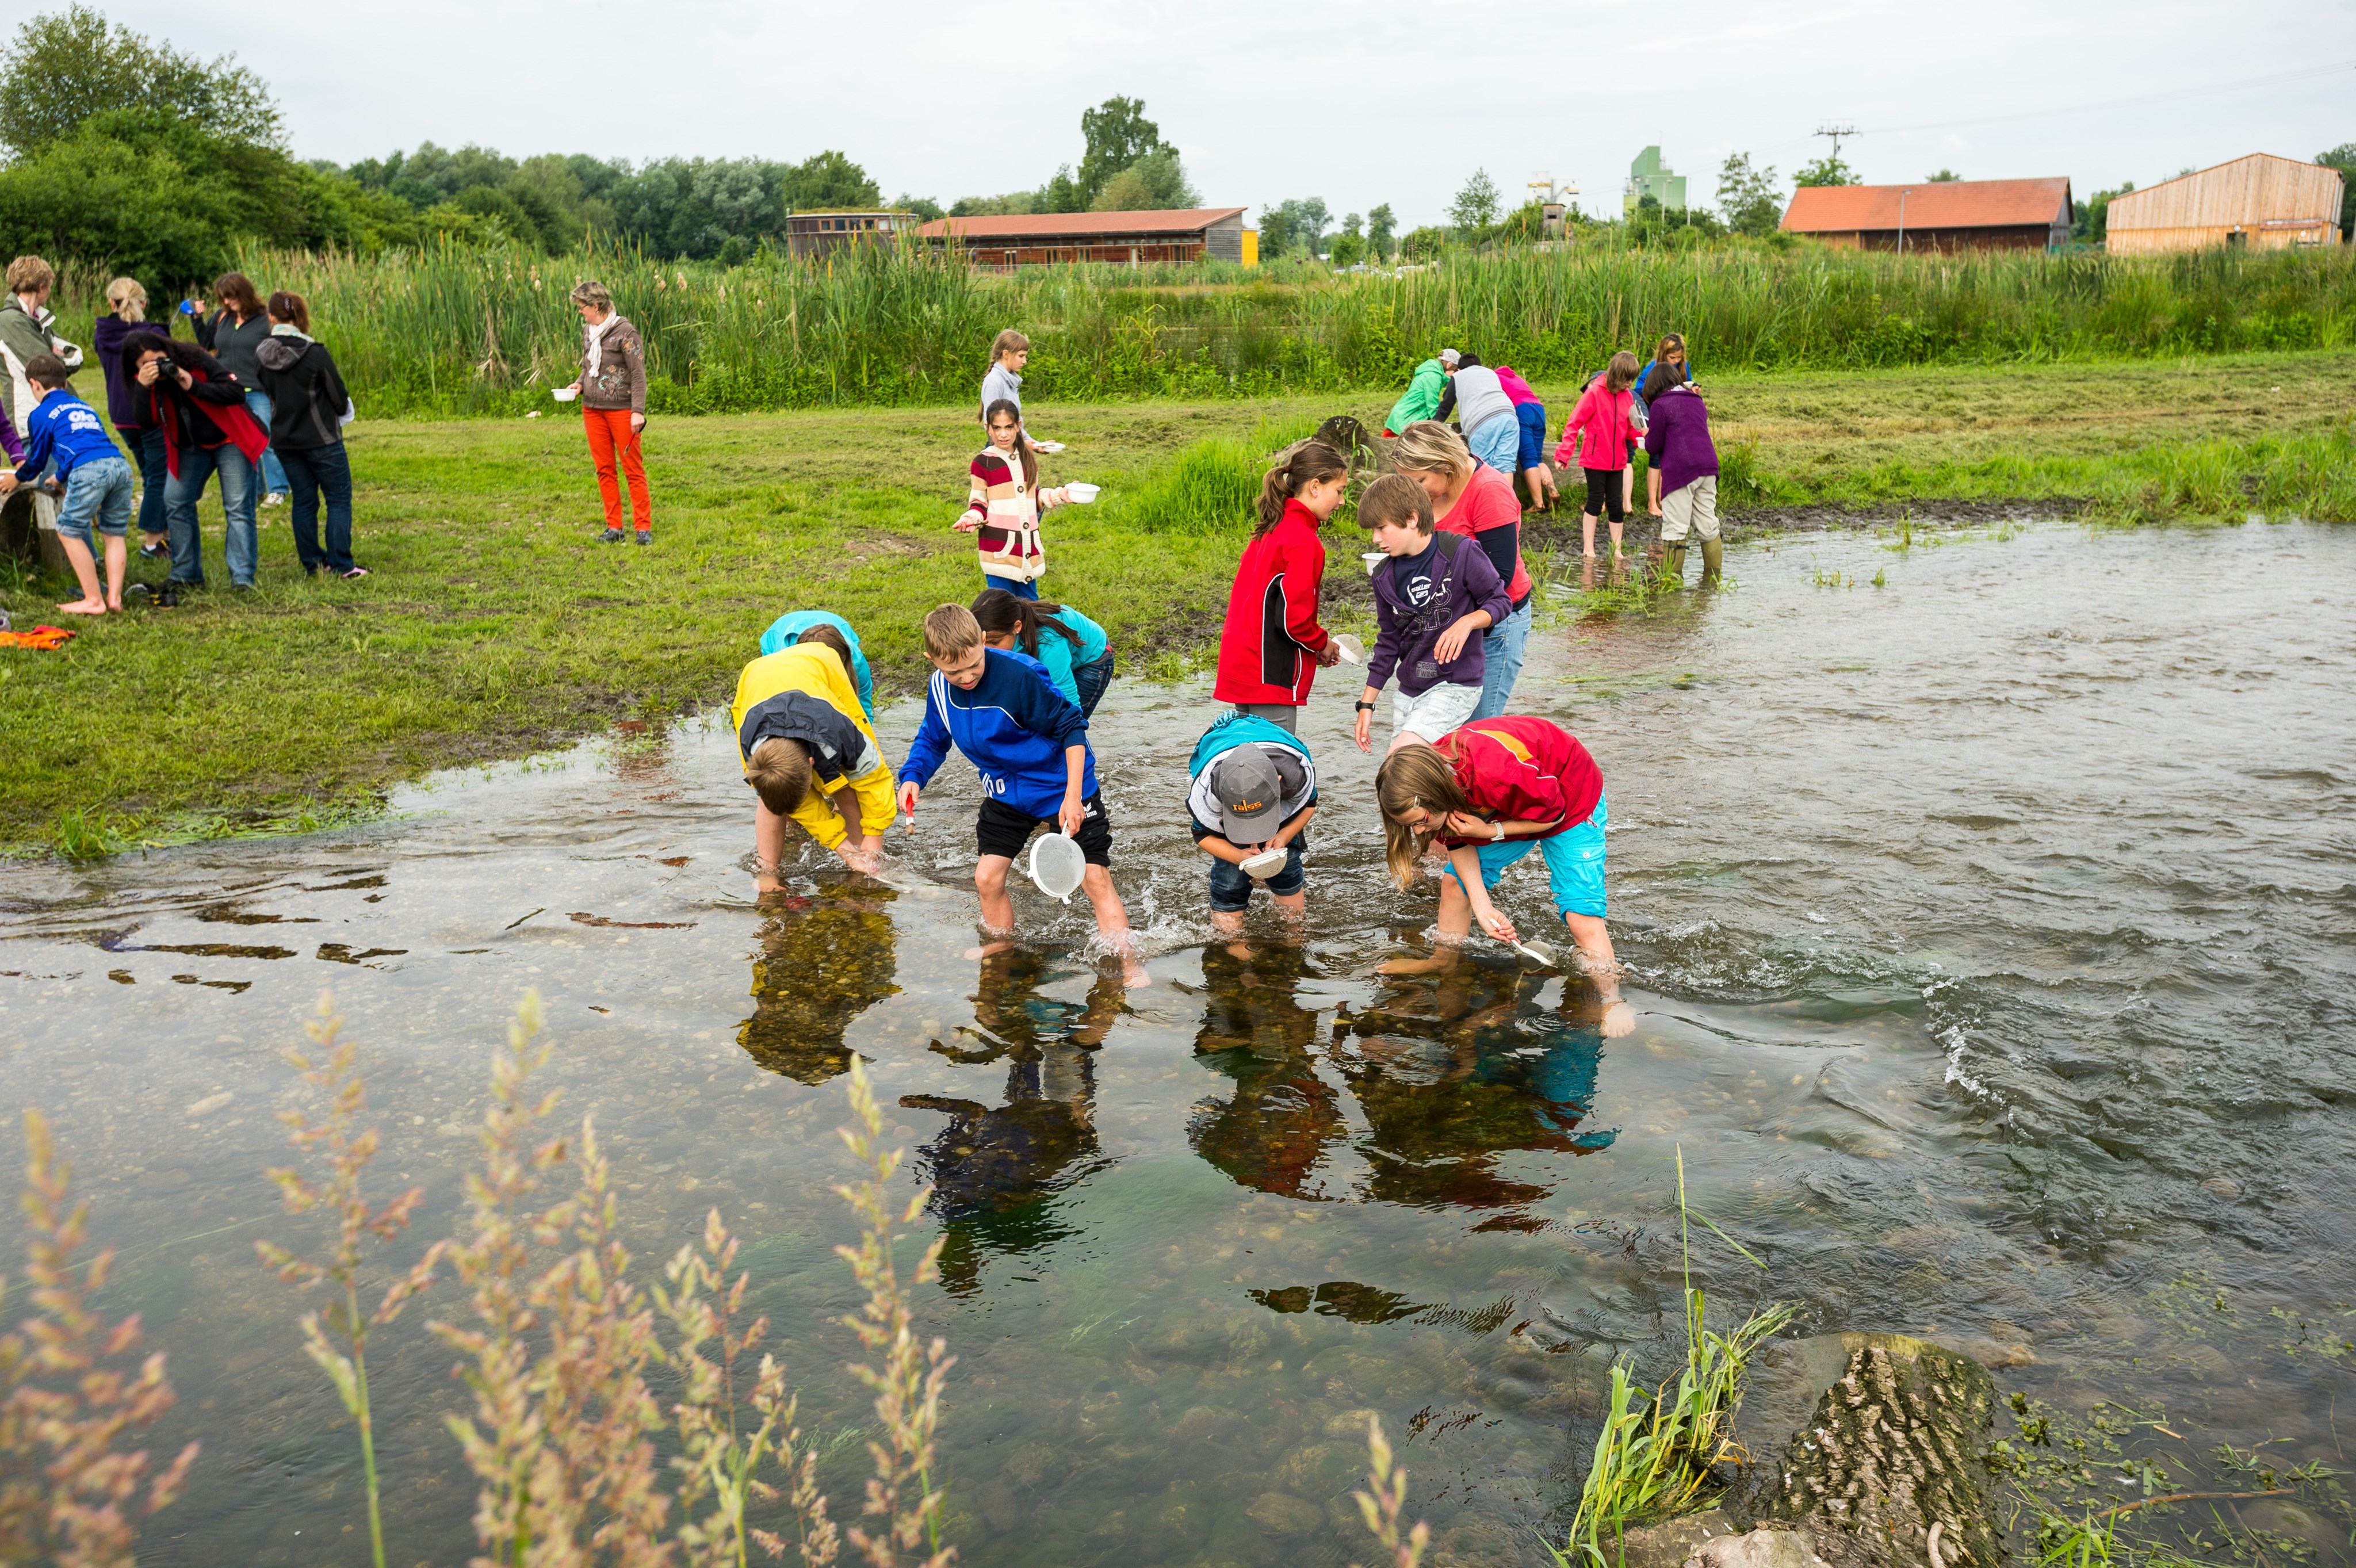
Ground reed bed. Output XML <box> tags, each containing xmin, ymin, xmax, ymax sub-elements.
<box><xmin>148</xmin><ymin>239</ymin><xmax>2356</xmax><ymax>419</ymax></box>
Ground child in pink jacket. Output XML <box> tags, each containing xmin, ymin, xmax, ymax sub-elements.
<box><xmin>1556</xmin><ymin>351</ymin><xmax>1642</xmax><ymax>557</ymax></box>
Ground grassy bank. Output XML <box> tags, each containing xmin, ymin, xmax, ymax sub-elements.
<box><xmin>62</xmin><ymin>240</ymin><xmax>2356</xmax><ymax>418</ymax></box>
<box><xmin>3</xmin><ymin>350</ymin><xmax>2351</xmax><ymax>854</ymax></box>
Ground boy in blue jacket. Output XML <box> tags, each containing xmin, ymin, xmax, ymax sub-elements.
<box><xmin>1</xmin><ymin>354</ymin><xmax>131</xmax><ymax>614</ymax></box>
<box><xmin>896</xmin><ymin>602</ymin><xmax>1144</xmax><ymax>984</ymax></box>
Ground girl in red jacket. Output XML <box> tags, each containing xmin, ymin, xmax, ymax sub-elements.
<box><xmin>1213</xmin><ymin>440</ymin><xmax>1349</xmax><ymax>732</ymax></box>
<box><xmin>1374</xmin><ymin>720</ymin><xmax>1634</xmax><ymax>1037</ymax></box>
<box><xmin>1555</xmin><ymin>352</ymin><xmax>1642</xmax><ymax>560</ymax></box>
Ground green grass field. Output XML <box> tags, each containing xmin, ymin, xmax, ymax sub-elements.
<box><xmin>4</xmin><ymin>350</ymin><xmax>2351</xmax><ymax>854</ymax></box>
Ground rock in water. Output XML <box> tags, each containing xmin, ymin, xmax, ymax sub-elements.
<box><xmin>1747</xmin><ymin>1334</ymin><xmax>2003</xmax><ymax>1568</ymax></box>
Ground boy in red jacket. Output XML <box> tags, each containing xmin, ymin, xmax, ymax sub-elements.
<box><xmin>1212</xmin><ymin>440</ymin><xmax>1350</xmax><ymax>732</ymax></box>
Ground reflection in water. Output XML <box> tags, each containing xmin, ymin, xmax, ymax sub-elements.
<box><xmin>1338</xmin><ymin>959</ymin><xmax>1614</xmax><ymax>1218</ymax></box>
<box><xmin>903</xmin><ymin>946</ymin><xmax>1125</xmax><ymax>1293</ymax></box>
<box><xmin>1187</xmin><ymin>940</ymin><xmax>1347</xmax><ymax>1199</ymax></box>
<box><xmin>736</xmin><ymin>889</ymin><xmax>900</xmax><ymax>1084</ymax></box>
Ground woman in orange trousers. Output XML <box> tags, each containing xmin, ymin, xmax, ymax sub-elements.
<box><xmin>563</xmin><ymin>280</ymin><xmax>651</xmax><ymax>543</ymax></box>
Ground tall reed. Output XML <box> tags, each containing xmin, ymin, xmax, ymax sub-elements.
<box><xmin>163</xmin><ymin>239</ymin><xmax>2353</xmax><ymax>419</ymax></box>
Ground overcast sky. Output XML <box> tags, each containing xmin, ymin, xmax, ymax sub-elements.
<box><xmin>100</xmin><ymin>0</ymin><xmax>2356</xmax><ymax>227</ymax></box>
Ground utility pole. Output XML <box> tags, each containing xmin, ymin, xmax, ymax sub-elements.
<box><xmin>1898</xmin><ymin>188</ymin><xmax>1911</xmax><ymax>255</ymax></box>
<box><xmin>1814</xmin><ymin>123</ymin><xmax>1858</xmax><ymax>166</ymax></box>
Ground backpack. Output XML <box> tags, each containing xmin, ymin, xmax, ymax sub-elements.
<box><xmin>1188</xmin><ymin>712</ymin><xmax>1313</xmax><ymax>781</ymax></box>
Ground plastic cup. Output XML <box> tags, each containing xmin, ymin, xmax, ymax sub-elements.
<box><xmin>553</xmin><ymin>387</ymin><xmax>579</xmax><ymax>401</ymax></box>
<box><xmin>1028</xmin><ymin>833</ymin><xmax>1087</xmax><ymax>902</ymax></box>
<box><xmin>1238</xmin><ymin>848</ymin><xmax>1289</xmax><ymax>880</ymax></box>
<box><xmin>1332</xmin><ymin>633</ymin><xmax>1364</xmax><ymax>666</ymax></box>
<box><xmin>1065</xmin><ymin>483</ymin><xmax>1100</xmax><ymax>504</ymax></box>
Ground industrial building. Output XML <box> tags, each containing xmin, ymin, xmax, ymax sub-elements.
<box><xmin>1624</xmin><ymin>148</ymin><xmax>1686</xmax><ymax>214</ymax></box>
<box><xmin>2103</xmin><ymin>154</ymin><xmax>2345</xmax><ymax>253</ymax></box>
<box><xmin>1780</xmin><ymin>178</ymin><xmax>2074</xmax><ymax>251</ymax></box>
<box><xmin>915</xmin><ymin>208</ymin><xmax>1249</xmax><ymax>269</ymax></box>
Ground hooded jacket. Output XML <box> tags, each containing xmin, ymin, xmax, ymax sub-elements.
<box><xmin>897</xmin><ymin>647</ymin><xmax>1095</xmax><ymax>819</ymax></box>
<box><xmin>1366</xmin><ymin>530</ymin><xmax>1512</xmax><ymax>698</ymax></box>
<box><xmin>116</xmin><ymin>335</ymin><xmax>269</xmax><ymax>477</ymax></box>
<box><xmin>254</xmin><ymin>332</ymin><xmax>353</xmax><ymax>450</ymax></box>
<box><xmin>1384</xmin><ymin>358</ymin><xmax>1448</xmax><ymax>435</ymax></box>
<box><xmin>93</xmin><ymin>315</ymin><xmax>149</xmax><ymax>429</ymax></box>
<box><xmin>1557</xmin><ymin>381</ymin><xmax>1639</xmax><ymax>471</ymax></box>
<box><xmin>1640</xmin><ymin>382</ymin><xmax>1719</xmax><ymax>498</ymax></box>
<box><xmin>1214</xmin><ymin>499</ymin><xmax>1331</xmax><ymax>707</ymax></box>
<box><xmin>1433</xmin><ymin>718</ymin><xmax>1604</xmax><ymax>847</ymax></box>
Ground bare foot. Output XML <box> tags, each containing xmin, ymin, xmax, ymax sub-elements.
<box><xmin>1211</xmin><ymin>910</ymin><xmax>1245</xmax><ymax>934</ymax></box>
<box><xmin>1378</xmin><ymin>951</ymin><xmax>1458</xmax><ymax>977</ymax></box>
<box><xmin>962</xmin><ymin>939</ymin><xmax>1017</xmax><ymax>961</ymax></box>
<box><xmin>1601</xmin><ymin>1001</ymin><xmax>1636</xmax><ymax>1038</ymax></box>
<box><xmin>56</xmin><ymin>598</ymin><xmax>106</xmax><ymax>615</ymax></box>
<box><xmin>1122</xmin><ymin>954</ymin><xmax>1150</xmax><ymax>989</ymax></box>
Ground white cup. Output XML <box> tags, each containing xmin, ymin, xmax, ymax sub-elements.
<box><xmin>1065</xmin><ymin>483</ymin><xmax>1100</xmax><ymax>504</ymax></box>
<box><xmin>553</xmin><ymin>387</ymin><xmax>579</xmax><ymax>401</ymax></box>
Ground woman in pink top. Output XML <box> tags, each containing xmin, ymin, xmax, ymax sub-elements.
<box><xmin>1390</xmin><ymin>420</ymin><xmax>1533</xmax><ymax>720</ymax></box>
<box><xmin>1493</xmin><ymin>364</ymin><xmax>1559</xmax><ymax>514</ymax></box>
<box><xmin>1556</xmin><ymin>351</ymin><xmax>1642</xmax><ymax>558</ymax></box>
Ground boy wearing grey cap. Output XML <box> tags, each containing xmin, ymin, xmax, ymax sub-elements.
<box><xmin>1186</xmin><ymin>713</ymin><xmax>1319</xmax><ymax>932</ymax></box>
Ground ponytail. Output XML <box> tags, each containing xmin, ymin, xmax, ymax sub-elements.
<box><xmin>971</xmin><ymin>588</ymin><xmax>1082</xmax><ymax>656</ymax></box>
<box><xmin>1254</xmin><ymin>438</ymin><xmax>1350</xmax><ymax>536</ymax></box>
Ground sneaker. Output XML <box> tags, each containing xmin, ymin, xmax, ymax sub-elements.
<box><xmin>139</xmin><ymin>540</ymin><xmax>167</xmax><ymax>560</ymax></box>
<box><xmin>339</xmin><ymin>566</ymin><xmax>370</xmax><ymax>580</ymax></box>
<box><xmin>601</xmin><ymin>527</ymin><xmax>625</xmax><ymax>543</ymax></box>
<box><xmin>633</xmin><ymin>530</ymin><xmax>652</xmax><ymax>546</ymax></box>
<box><xmin>262</xmin><ymin>492</ymin><xmax>287</xmax><ymax>507</ymax></box>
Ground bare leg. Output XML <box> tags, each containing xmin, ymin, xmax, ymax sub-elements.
<box><xmin>57</xmin><ymin>535</ymin><xmax>105</xmax><ymax>613</ymax></box>
<box><xmin>1563</xmin><ymin>911</ymin><xmax>1635</xmax><ymax>1037</ymax></box>
<box><xmin>1581</xmin><ymin>510</ymin><xmax>1597</xmax><ymax>557</ymax></box>
<box><xmin>1080</xmin><ymin>863</ymin><xmax>1148</xmax><ymax>987</ymax></box>
<box><xmin>1379</xmin><ymin>865</ymin><xmax>1476</xmax><ymax>976</ymax></box>
<box><xmin>976</xmin><ymin>854</ymin><xmax>1017</xmax><ymax>934</ymax></box>
<box><xmin>101</xmin><ymin>535</ymin><xmax>127</xmax><ymax>610</ymax></box>
<box><xmin>1211</xmin><ymin>908</ymin><xmax>1245</xmax><ymax>934</ymax></box>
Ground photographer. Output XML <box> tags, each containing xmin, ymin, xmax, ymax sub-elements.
<box><xmin>120</xmin><ymin>332</ymin><xmax>269</xmax><ymax>590</ymax></box>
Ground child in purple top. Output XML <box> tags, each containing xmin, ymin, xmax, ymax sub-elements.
<box><xmin>1641</xmin><ymin>367</ymin><xmax>1722</xmax><ymax>584</ymax></box>
<box><xmin>1353</xmin><ymin>473</ymin><xmax>1512</xmax><ymax>755</ymax></box>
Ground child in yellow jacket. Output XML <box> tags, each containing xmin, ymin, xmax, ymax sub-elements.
<box><xmin>729</xmin><ymin>631</ymin><xmax>894</xmax><ymax>892</ymax></box>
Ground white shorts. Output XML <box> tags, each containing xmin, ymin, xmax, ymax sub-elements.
<box><xmin>1392</xmin><ymin>681</ymin><xmax>1482</xmax><ymax>745</ymax></box>
<box><xmin>1657</xmin><ymin>474</ymin><xmax>1719</xmax><ymax>543</ymax></box>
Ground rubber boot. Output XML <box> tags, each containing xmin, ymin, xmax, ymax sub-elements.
<box><xmin>1700</xmin><ymin>536</ymin><xmax>1724</xmax><ymax>584</ymax></box>
<box><xmin>1662</xmin><ymin>544</ymin><xmax>1686</xmax><ymax>583</ymax></box>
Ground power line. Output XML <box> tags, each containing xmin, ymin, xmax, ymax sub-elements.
<box><xmin>1856</xmin><ymin>59</ymin><xmax>2355</xmax><ymax>136</ymax></box>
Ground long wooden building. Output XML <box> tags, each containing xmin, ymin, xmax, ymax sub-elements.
<box><xmin>2105</xmin><ymin>154</ymin><xmax>2344</xmax><ymax>254</ymax></box>
<box><xmin>915</xmin><ymin>208</ymin><xmax>1248</xmax><ymax>269</ymax></box>
<box><xmin>1781</xmin><ymin>178</ymin><xmax>2074</xmax><ymax>252</ymax></box>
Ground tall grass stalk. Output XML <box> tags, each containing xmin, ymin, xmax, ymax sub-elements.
<box><xmin>1350</xmin><ymin>1414</ymin><xmax>1431</xmax><ymax>1568</ymax></box>
<box><xmin>158</xmin><ymin>239</ymin><xmax>2355</xmax><ymax>419</ymax></box>
<box><xmin>0</xmin><ymin>1110</ymin><xmax>200</xmax><ymax>1566</ymax></box>
<box><xmin>258</xmin><ymin>993</ymin><xmax>441</xmax><ymax>1568</ymax></box>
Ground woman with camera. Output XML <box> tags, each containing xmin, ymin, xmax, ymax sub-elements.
<box><xmin>118</xmin><ymin>332</ymin><xmax>269</xmax><ymax>590</ymax></box>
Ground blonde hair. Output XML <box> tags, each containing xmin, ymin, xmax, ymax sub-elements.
<box><xmin>747</xmin><ymin>737</ymin><xmax>812</xmax><ymax>816</ymax></box>
<box><xmin>1375</xmin><ymin>742</ymin><xmax>1471</xmax><ymax>891</ymax></box>
<box><xmin>922</xmin><ymin>602</ymin><xmax>984</xmax><ymax>661</ymax></box>
<box><xmin>105</xmin><ymin>277</ymin><xmax>148</xmax><ymax>320</ymax></box>
<box><xmin>1357</xmin><ymin>472</ymin><xmax>1432</xmax><ymax>534</ymax></box>
<box><xmin>1390</xmin><ymin>420</ymin><xmax>1473</xmax><ymax>482</ymax></box>
<box><xmin>570</xmin><ymin>279</ymin><xmax>613</xmax><ymax>312</ymax></box>
<box><xmin>990</xmin><ymin>328</ymin><xmax>1030</xmax><ymax>361</ymax></box>
<box><xmin>1604</xmin><ymin>351</ymin><xmax>1640</xmax><ymax>393</ymax></box>
<box><xmin>6</xmin><ymin>256</ymin><xmax>54</xmax><ymax>297</ymax></box>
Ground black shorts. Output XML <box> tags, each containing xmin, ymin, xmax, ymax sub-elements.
<box><xmin>976</xmin><ymin>793</ymin><xmax>1114</xmax><ymax>866</ymax></box>
<box><xmin>1583</xmin><ymin>466</ymin><xmax>1627</xmax><ymax>522</ymax></box>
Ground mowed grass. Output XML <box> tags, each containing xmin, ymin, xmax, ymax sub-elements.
<box><xmin>3</xmin><ymin>349</ymin><xmax>2351</xmax><ymax>853</ymax></box>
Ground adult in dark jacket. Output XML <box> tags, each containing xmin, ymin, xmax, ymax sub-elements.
<box><xmin>120</xmin><ymin>332</ymin><xmax>269</xmax><ymax>588</ymax></box>
<box><xmin>94</xmin><ymin>277</ymin><xmax>170</xmax><ymax>560</ymax></box>
<box><xmin>1641</xmin><ymin>367</ymin><xmax>1722</xmax><ymax>585</ymax></box>
<box><xmin>253</xmin><ymin>292</ymin><xmax>365</xmax><ymax>579</ymax></box>
<box><xmin>193</xmin><ymin>270</ymin><xmax>286</xmax><ymax>509</ymax></box>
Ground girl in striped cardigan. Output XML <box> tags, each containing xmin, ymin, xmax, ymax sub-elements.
<box><xmin>955</xmin><ymin>397</ymin><xmax>1071</xmax><ymax>599</ymax></box>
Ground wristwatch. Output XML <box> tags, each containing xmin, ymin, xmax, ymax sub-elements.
<box><xmin>1490</xmin><ymin>821</ymin><xmax>1506</xmax><ymax>842</ymax></box>
<box><xmin>1353</xmin><ymin>701</ymin><xmax>1376</xmax><ymax>712</ymax></box>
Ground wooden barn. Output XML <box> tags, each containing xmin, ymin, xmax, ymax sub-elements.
<box><xmin>1781</xmin><ymin>178</ymin><xmax>2074</xmax><ymax>252</ymax></box>
<box><xmin>915</xmin><ymin>208</ymin><xmax>1248</xmax><ymax>269</ymax></box>
<box><xmin>785</xmin><ymin>210</ymin><xmax>919</xmax><ymax>259</ymax></box>
<box><xmin>2105</xmin><ymin>154</ymin><xmax>2345</xmax><ymax>254</ymax></box>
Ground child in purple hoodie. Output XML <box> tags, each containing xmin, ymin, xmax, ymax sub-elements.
<box><xmin>1642</xmin><ymin>366</ymin><xmax>1722</xmax><ymax>584</ymax></box>
<box><xmin>1352</xmin><ymin>473</ymin><xmax>1512</xmax><ymax>756</ymax></box>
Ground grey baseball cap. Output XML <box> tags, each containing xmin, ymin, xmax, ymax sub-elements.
<box><xmin>1210</xmin><ymin>745</ymin><xmax>1306</xmax><ymax>844</ymax></box>
<box><xmin>1438</xmin><ymin>348</ymin><xmax>1461</xmax><ymax>366</ymax></box>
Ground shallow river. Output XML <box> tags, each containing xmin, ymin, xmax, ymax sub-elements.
<box><xmin>4</xmin><ymin>520</ymin><xmax>2353</xmax><ymax>1566</ymax></box>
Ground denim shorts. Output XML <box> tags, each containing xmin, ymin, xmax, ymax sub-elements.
<box><xmin>1207</xmin><ymin>838</ymin><xmax>1306</xmax><ymax>911</ymax></box>
<box><xmin>1466</xmin><ymin>413</ymin><xmax>1519</xmax><ymax>476</ymax></box>
<box><xmin>56</xmin><ymin>456</ymin><xmax>135</xmax><ymax>545</ymax></box>
<box><xmin>1443</xmin><ymin>794</ymin><xmax>1609</xmax><ymax>919</ymax></box>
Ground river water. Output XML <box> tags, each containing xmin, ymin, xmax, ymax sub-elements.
<box><xmin>3</xmin><ymin>519</ymin><xmax>2351</xmax><ymax>1566</ymax></box>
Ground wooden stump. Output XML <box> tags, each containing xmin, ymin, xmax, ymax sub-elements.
<box><xmin>1741</xmin><ymin>1334</ymin><xmax>2005</xmax><ymax>1568</ymax></box>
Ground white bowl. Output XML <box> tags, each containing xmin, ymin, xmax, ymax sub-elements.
<box><xmin>1065</xmin><ymin>482</ymin><xmax>1100</xmax><ymax>504</ymax></box>
<box><xmin>552</xmin><ymin>387</ymin><xmax>579</xmax><ymax>401</ymax></box>
<box><xmin>1332</xmin><ymin>633</ymin><xmax>1364</xmax><ymax>666</ymax></box>
<box><xmin>1362</xmin><ymin>551</ymin><xmax>1386</xmax><ymax>573</ymax></box>
<box><xmin>1238</xmin><ymin>848</ymin><xmax>1290</xmax><ymax>880</ymax></box>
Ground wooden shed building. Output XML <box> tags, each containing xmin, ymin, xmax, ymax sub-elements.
<box><xmin>1781</xmin><ymin>178</ymin><xmax>2074</xmax><ymax>251</ymax></box>
<box><xmin>915</xmin><ymin>208</ymin><xmax>1248</xmax><ymax>269</ymax></box>
<box><xmin>785</xmin><ymin>210</ymin><xmax>919</xmax><ymax>259</ymax></box>
<box><xmin>2105</xmin><ymin>155</ymin><xmax>2344</xmax><ymax>254</ymax></box>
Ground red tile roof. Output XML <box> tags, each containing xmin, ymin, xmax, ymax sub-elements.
<box><xmin>1782</xmin><ymin>178</ymin><xmax>2071</xmax><ymax>233</ymax></box>
<box><xmin>915</xmin><ymin>207</ymin><xmax>1248</xmax><ymax>240</ymax></box>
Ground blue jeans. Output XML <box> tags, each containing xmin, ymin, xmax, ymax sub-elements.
<box><xmin>55</xmin><ymin>456</ymin><xmax>135</xmax><ymax>546</ymax></box>
<box><xmin>165</xmin><ymin>443</ymin><xmax>257</xmax><ymax>586</ymax></box>
<box><xmin>1072</xmin><ymin>651</ymin><xmax>1115</xmax><ymax>721</ymax></box>
<box><xmin>120</xmin><ymin>426</ymin><xmax>168</xmax><ymax>537</ymax></box>
<box><xmin>1207</xmin><ymin>839</ymin><xmax>1307</xmax><ymax>912</ymax></box>
<box><xmin>1467</xmin><ymin>413</ymin><xmax>1519</xmax><ymax>475</ymax></box>
<box><xmin>280</xmin><ymin>442</ymin><xmax>355</xmax><ymax>574</ymax></box>
<box><xmin>983</xmin><ymin>572</ymin><xmax>1039</xmax><ymax>600</ymax></box>
<box><xmin>1443</xmin><ymin>795</ymin><xmax>1609</xmax><ymax>919</ymax></box>
<box><xmin>244</xmin><ymin>389</ymin><xmax>288</xmax><ymax>497</ymax></box>
<box><xmin>1471</xmin><ymin>598</ymin><xmax>1531</xmax><ymax>721</ymax></box>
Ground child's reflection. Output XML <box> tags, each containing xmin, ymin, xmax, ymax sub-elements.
<box><xmin>735</xmin><ymin>889</ymin><xmax>899</xmax><ymax>1084</ymax></box>
<box><xmin>901</xmin><ymin>943</ymin><xmax>1127</xmax><ymax>1294</ymax></box>
<box><xmin>1187</xmin><ymin>939</ymin><xmax>1347</xmax><ymax>1199</ymax></box>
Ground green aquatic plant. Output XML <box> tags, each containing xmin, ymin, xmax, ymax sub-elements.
<box><xmin>258</xmin><ymin>995</ymin><xmax>441</xmax><ymax>1568</ymax></box>
<box><xmin>0</xmin><ymin>1110</ymin><xmax>200</xmax><ymax>1567</ymax></box>
<box><xmin>49</xmin><ymin>807</ymin><xmax>125</xmax><ymax>861</ymax></box>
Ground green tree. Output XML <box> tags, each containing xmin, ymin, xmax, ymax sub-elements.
<box><xmin>1927</xmin><ymin>168</ymin><xmax>1961</xmax><ymax>182</ymax></box>
<box><xmin>2075</xmin><ymin>182</ymin><xmax>2132</xmax><ymax>243</ymax></box>
<box><xmin>1038</xmin><ymin>165</ymin><xmax>1087</xmax><ymax>213</ymax></box>
<box><xmin>782</xmin><ymin>149</ymin><xmax>880</xmax><ymax>210</ymax></box>
<box><xmin>1716</xmin><ymin>152</ymin><xmax>1784</xmax><ymax>236</ymax></box>
<box><xmin>1367</xmin><ymin>202</ymin><xmax>1396</xmax><ymax>261</ymax></box>
<box><xmin>1793</xmin><ymin>155</ymin><xmax>1860</xmax><ymax>188</ymax></box>
<box><xmin>1091</xmin><ymin>146</ymin><xmax>1199</xmax><ymax>211</ymax></box>
<box><xmin>1329</xmin><ymin>213</ymin><xmax>1365</xmax><ymax>267</ymax></box>
<box><xmin>0</xmin><ymin>3</ymin><xmax>280</xmax><ymax>155</ymax></box>
<box><xmin>896</xmin><ymin>194</ymin><xmax>945</xmax><ymax>222</ymax></box>
<box><xmin>1257</xmin><ymin>202</ymin><xmax>1295</xmax><ymax>258</ymax></box>
<box><xmin>1447</xmin><ymin>168</ymin><xmax>1501</xmax><ymax>231</ymax></box>
<box><xmin>2318</xmin><ymin>143</ymin><xmax>2355</xmax><ymax>239</ymax></box>
<box><xmin>1078</xmin><ymin>96</ymin><xmax>1165</xmax><ymax>206</ymax></box>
